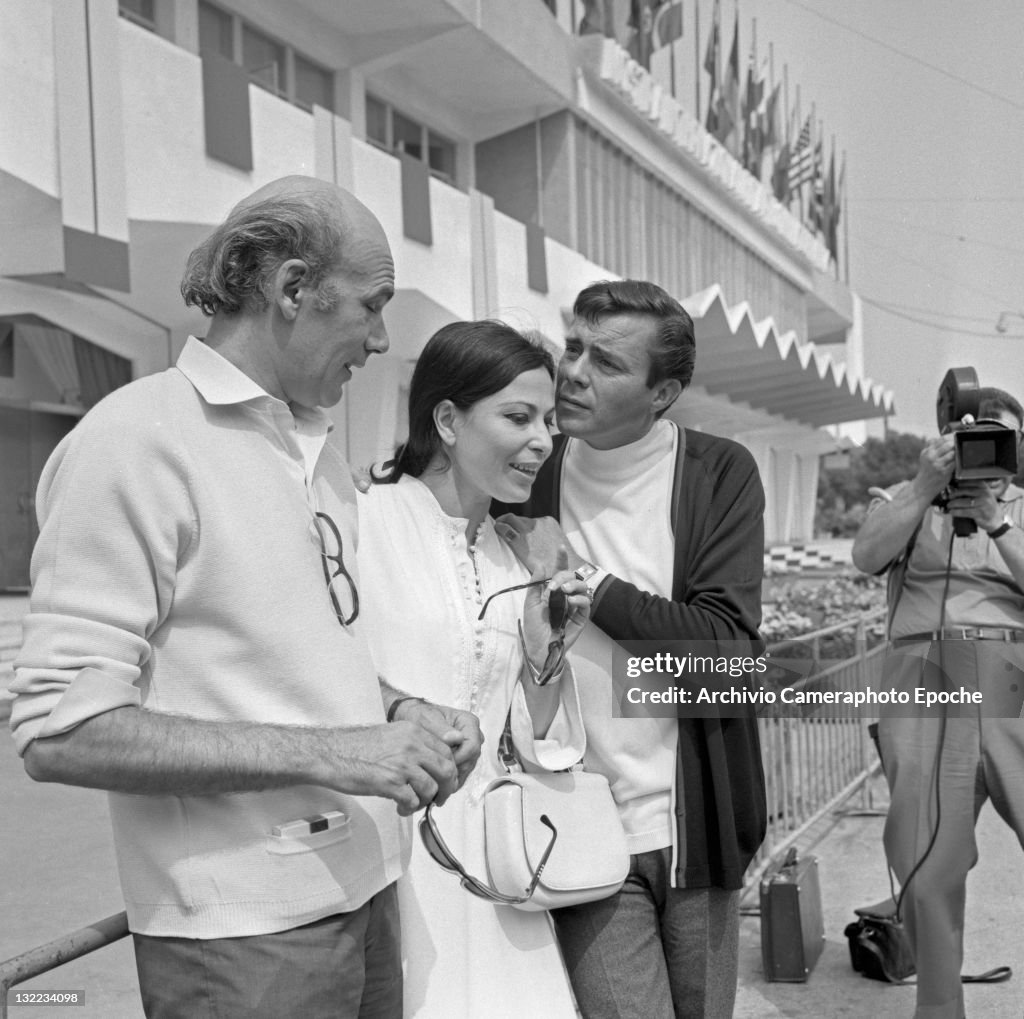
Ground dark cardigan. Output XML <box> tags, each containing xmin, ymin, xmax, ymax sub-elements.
<box><xmin>503</xmin><ymin>424</ymin><xmax>768</xmax><ymax>890</ymax></box>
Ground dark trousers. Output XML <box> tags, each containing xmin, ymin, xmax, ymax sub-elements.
<box><xmin>552</xmin><ymin>848</ymin><xmax>740</xmax><ymax>1019</ymax></box>
<box><xmin>133</xmin><ymin>885</ymin><xmax>401</xmax><ymax>1019</ymax></box>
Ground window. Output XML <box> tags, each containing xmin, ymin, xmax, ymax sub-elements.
<box><xmin>198</xmin><ymin>2</ymin><xmax>233</xmax><ymax>59</ymax></box>
<box><xmin>242</xmin><ymin>24</ymin><xmax>285</xmax><ymax>96</ymax></box>
<box><xmin>0</xmin><ymin>322</ymin><xmax>13</xmax><ymax>378</ymax></box>
<box><xmin>198</xmin><ymin>2</ymin><xmax>333</xmax><ymax>113</ymax></box>
<box><xmin>393</xmin><ymin>111</ymin><xmax>423</xmax><ymax>161</ymax></box>
<box><xmin>366</xmin><ymin>95</ymin><xmax>389</xmax><ymax>149</ymax></box>
<box><xmin>118</xmin><ymin>0</ymin><xmax>156</xmax><ymax>32</ymax></box>
<box><xmin>365</xmin><ymin>94</ymin><xmax>457</xmax><ymax>185</ymax></box>
<box><xmin>294</xmin><ymin>55</ymin><xmax>333</xmax><ymax>113</ymax></box>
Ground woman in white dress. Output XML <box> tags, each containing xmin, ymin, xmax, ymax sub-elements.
<box><xmin>356</xmin><ymin>321</ymin><xmax>589</xmax><ymax>1018</ymax></box>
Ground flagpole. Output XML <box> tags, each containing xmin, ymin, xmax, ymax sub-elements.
<box><xmin>748</xmin><ymin>17</ymin><xmax>756</xmax><ymax>175</ymax></box>
<box><xmin>716</xmin><ymin>0</ymin><xmax>721</xmax><ymax>118</ymax></box>
<box><xmin>767</xmin><ymin>41</ymin><xmax>774</xmax><ymax>186</ymax></box>
<box><xmin>830</xmin><ymin>131</ymin><xmax>837</xmax><ymax>270</ymax></box>
<box><xmin>809</xmin><ymin>103</ymin><xmax>817</xmax><ymax>229</ymax></box>
<box><xmin>790</xmin><ymin>86</ymin><xmax>798</xmax><ymax>219</ymax></box>
<box><xmin>694</xmin><ymin>0</ymin><xmax>701</xmax><ymax>117</ymax></box>
<box><xmin>842</xmin><ymin>149</ymin><xmax>850</xmax><ymax>285</ymax></box>
<box><xmin>781</xmin><ymin>63</ymin><xmax>790</xmax><ymax>205</ymax></box>
<box><xmin>783</xmin><ymin>65</ymin><xmax>790</xmax><ymax>149</ymax></box>
<box><xmin>669</xmin><ymin>4</ymin><xmax>677</xmax><ymax>99</ymax></box>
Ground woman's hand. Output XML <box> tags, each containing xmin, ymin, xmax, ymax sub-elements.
<box><xmin>520</xmin><ymin>547</ymin><xmax>591</xmax><ymax>682</ymax></box>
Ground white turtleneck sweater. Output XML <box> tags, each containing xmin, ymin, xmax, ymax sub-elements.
<box><xmin>560</xmin><ymin>419</ymin><xmax>680</xmax><ymax>854</ymax></box>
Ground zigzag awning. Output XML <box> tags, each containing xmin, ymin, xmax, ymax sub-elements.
<box><xmin>683</xmin><ymin>286</ymin><xmax>894</xmax><ymax>427</ymax></box>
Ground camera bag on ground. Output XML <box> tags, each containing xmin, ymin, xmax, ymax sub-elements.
<box><xmin>846</xmin><ymin>898</ymin><xmax>1012</xmax><ymax>985</ymax></box>
<box><xmin>844</xmin><ymin>897</ymin><xmax>915</xmax><ymax>983</ymax></box>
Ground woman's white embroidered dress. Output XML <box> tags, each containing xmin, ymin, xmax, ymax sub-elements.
<box><xmin>357</xmin><ymin>475</ymin><xmax>582</xmax><ymax>1018</ymax></box>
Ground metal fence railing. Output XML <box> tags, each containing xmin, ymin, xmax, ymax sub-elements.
<box><xmin>0</xmin><ymin>914</ymin><xmax>128</xmax><ymax>1018</ymax></box>
<box><xmin>743</xmin><ymin>608</ymin><xmax>888</xmax><ymax>892</ymax></box>
<box><xmin>2</xmin><ymin>610</ymin><xmax>890</xmax><ymax>1010</ymax></box>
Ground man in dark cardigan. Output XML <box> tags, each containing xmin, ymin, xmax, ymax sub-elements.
<box><xmin>496</xmin><ymin>279</ymin><xmax>767</xmax><ymax>1019</ymax></box>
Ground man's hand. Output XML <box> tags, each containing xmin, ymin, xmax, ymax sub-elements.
<box><xmin>496</xmin><ymin>514</ymin><xmax>585</xmax><ymax>573</ymax></box>
<box><xmin>911</xmin><ymin>435</ymin><xmax>956</xmax><ymax>501</ymax></box>
<box><xmin>327</xmin><ymin>721</ymin><xmax>461</xmax><ymax>817</ymax></box>
<box><xmin>391</xmin><ymin>699</ymin><xmax>484</xmax><ymax>795</ymax></box>
<box><xmin>944</xmin><ymin>481</ymin><xmax>1003</xmax><ymax>533</ymax></box>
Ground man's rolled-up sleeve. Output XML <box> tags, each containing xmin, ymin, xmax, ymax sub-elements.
<box><xmin>9</xmin><ymin>400</ymin><xmax>190</xmax><ymax>755</ymax></box>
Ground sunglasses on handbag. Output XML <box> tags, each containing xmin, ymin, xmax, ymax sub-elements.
<box><xmin>419</xmin><ymin>802</ymin><xmax>557</xmax><ymax>904</ymax></box>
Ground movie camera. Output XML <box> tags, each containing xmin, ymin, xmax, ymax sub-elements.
<box><xmin>934</xmin><ymin>367</ymin><xmax>1020</xmax><ymax>536</ymax></box>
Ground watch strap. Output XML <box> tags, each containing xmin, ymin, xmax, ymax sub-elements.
<box><xmin>987</xmin><ymin>516</ymin><xmax>1014</xmax><ymax>540</ymax></box>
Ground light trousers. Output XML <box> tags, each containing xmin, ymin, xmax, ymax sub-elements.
<box><xmin>880</xmin><ymin>639</ymin><xmax>1024</xmax><ymax>1019</ymax></box>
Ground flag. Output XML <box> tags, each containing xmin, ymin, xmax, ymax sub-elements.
<box><xmin>704</xmin><ymin>0</ymin><xmax>721</xmax><ymax>135</ymax></box>
<box><xmin>787</xmin><ymin>116</ymin><xmax>814</xmax><ymax>190</ymax></box>
<box><xmin>628</xmin><ymin>0</ymin><xmax>657</xmax><ymax>69</ymax></box>
<box><xmin>578</xmin><ymin>0</ymin><xmax>610</xmax><ymax>36</ymax></box>
<box><xmin>772</xmin><ymin>141</ymin><xmax>791</xmax><ymax>203</ymax></box>
<box><xmin>704</xmin><ymin>0</ymin><xmax>720</xmax><ymax>75</ymax></box>
<box><xmin>834</xmin><ymin>156</ymin><xmax>845</xmax><ymax>254</ymax></box>
<box><xmin>807</xmin><ymin>140</ymin><xmax>825</xmax><ymax>232</ymax></box>
<box><xmin>720</xmin><ymin>15</ymin><xmax>740</xmax><ymax>153</ymax></box>
<box><xmin>823</xmin><ymin>148</ymin><xmax>841</xmax><ymax>262</ymax></box>
<box><xmin>762</xmin><ymin>83</ymin><xmax>780</xmax><ymax>152</ymax></box>
<box><xmin>652</xmin><ymin>0</ymin><xmax>684</xmax><ymax>49</ymax></box>
<box><xmin>742</xmin><ymin>56</ymin><xmax>765</xmax><ymax>174</ymax></box>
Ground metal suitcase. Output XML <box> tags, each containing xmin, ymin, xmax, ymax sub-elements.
<box><xmin>759</xmin><ymin>848</ymin><xmax>824</xmax><ymax>982</ymax></box>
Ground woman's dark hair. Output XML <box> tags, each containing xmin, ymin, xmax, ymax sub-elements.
<box><xmin>389</xmin><ymin>320</ymin><xmax>555</xmax><ymax>481</ymax></box>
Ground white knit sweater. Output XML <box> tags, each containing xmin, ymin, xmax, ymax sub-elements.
<box><xmin>10</xmin><ymin>339</ymin><xmax>408</xmax><ymax>938</ymax></box>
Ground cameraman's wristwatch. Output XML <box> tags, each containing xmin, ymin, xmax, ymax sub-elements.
<box><xmin>987</xmin><ymin>516</ymin><xmax>1014</xmax><ymax>540</ymax></box>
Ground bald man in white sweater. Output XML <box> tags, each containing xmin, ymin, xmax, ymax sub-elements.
<box><xmin>10</xmin><ymin>177</ymin><xmax>481</xmax><ymax>1019</ymax></box>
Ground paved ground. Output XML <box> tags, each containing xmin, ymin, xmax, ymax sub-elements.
<box><xmin>5</xmin><ymin>758</ymin><xmax>1023</xmax><ymax>1019</ymax></box>
<box><xmin>4</xmin><ymin>584</ymin><xmax>1024</xmax><ymax>1019</ymax></box>
<box><xmin>734</xmin><ymin>777</ymin><xmax>1024</xmax><ymax>1019</ymax></box>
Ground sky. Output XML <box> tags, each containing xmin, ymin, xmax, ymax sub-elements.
<box><xmin>650</xmin><ymin>0</ymin><xmax>1024</xmax><ymax>437</ymax></box>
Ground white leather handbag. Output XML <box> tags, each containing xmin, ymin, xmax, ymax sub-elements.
<box><xmin>482</xmin><ymin>765</ymin><xmax>630</xmax><ymax>912</ymax></box>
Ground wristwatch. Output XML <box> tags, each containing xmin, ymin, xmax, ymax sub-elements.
<box><xmin>987</xmin><ymin>516</ymin><xmax>1014</xmax><ymax>540</ymax></box>
<box><xmin>574</xmin><ymin>561</ymin><xmax>601</xmax><ymax>596</ymax></box>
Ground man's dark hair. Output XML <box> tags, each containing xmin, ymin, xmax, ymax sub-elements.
<box><xmin>573</xmin><ymin>279</ymin><xmax>696</xmax><ymax>391</ymax></box>
<box><xmin>978</xmin><ymin>386</ymin><xmax>1024</xmax><ymax>427</ymax></box>
<box><xmin>181</xmin><ymin>192</ymin><xmax>345</xmax><ymax>317</ymax></box>
<box><xmin>391</xmin><ymin>320</ymin><xmax>555</xmax><ymax>480</ymax></box>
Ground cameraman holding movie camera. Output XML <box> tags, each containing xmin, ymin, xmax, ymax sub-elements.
<box><xmin>852</xmin><ymin>371</ymin><xmax>1024</xmax><ymax>1019</ymax></box>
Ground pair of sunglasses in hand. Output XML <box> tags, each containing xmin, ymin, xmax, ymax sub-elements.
<box><xmin>478</xmin><ymin>577</ymin><xmax>571</xmax><ymax>687</ymax></box>
<box><xmin>419</xmin><ymin>802</ymin><xmax>557</xmax><ymax>904</ymax></box>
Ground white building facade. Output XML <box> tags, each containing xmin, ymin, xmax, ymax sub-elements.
<box><xmin>0</xmin><ymin>0</ymin><xmax>892</xmax><ymax>589</ymax></box>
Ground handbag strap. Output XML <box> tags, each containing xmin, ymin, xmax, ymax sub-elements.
<box><xmin>961</xmin><ymin>966</ymin><xmax>1012</xmax><ymax>984</ymax></box>
<box><xmin>498</xmin><ymin>705</ymin><xmax>522</xmax><ymax>773</ymax></box>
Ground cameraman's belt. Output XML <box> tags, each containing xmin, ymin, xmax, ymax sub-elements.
<box><xmin>894</xmin><ymin>627</ymin><xmax>1024</xmax><ymax>644</ymax></box>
